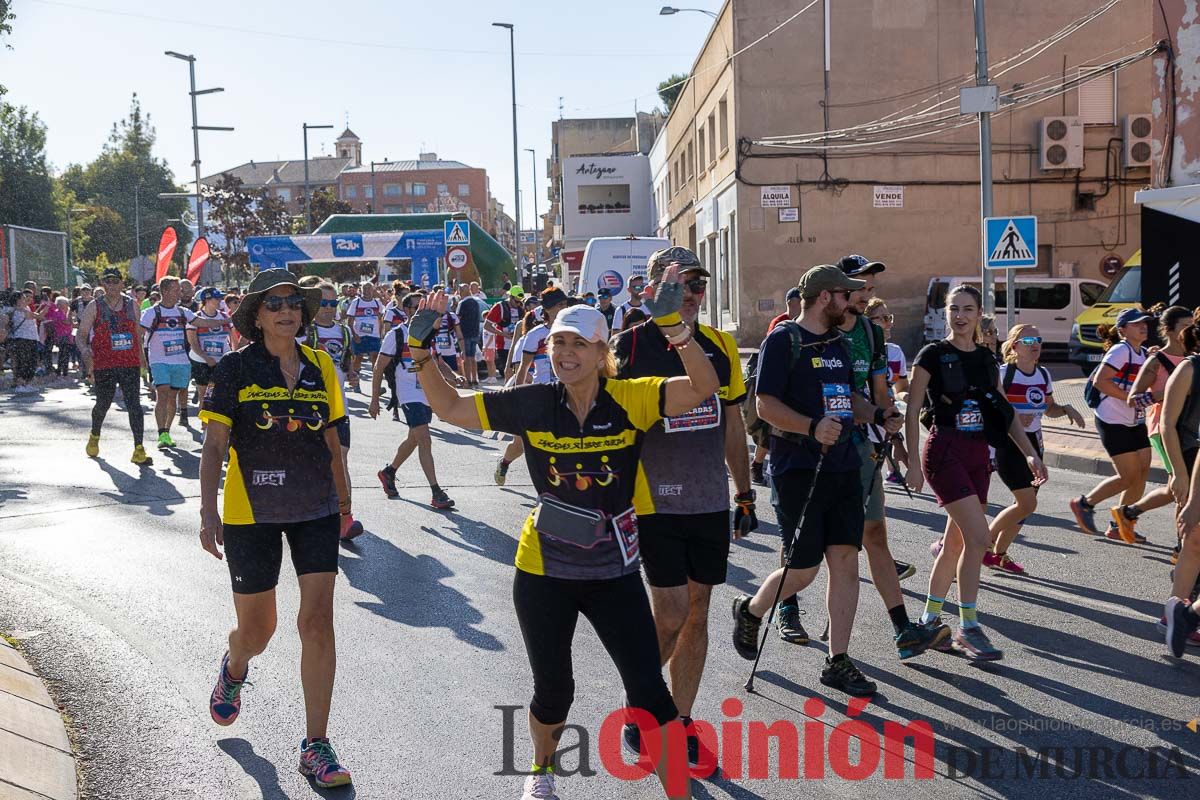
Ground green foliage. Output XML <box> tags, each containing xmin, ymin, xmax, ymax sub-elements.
<box><xmin>657</xmin><ymin>73</ymin><xmax>689</xmax><ymax>114</ymax></box>
<box><xmin>204</xmin><ymin>173</ymin><xmax>292</xmax><ymax>283</ymax></box>
<box><xmin>304</xmin><ymin>187</ymin><xmax>353</xmax><ymax>233</ymax></box>
<box><xmin>0</xmin><ymin>1</ymin><xmax>13</xmax><ymax>96</ymax></box>
<box><xmin>0</xmin><ymin>103</ymin><xmax>57</xmax><ymax>229</ymax></box>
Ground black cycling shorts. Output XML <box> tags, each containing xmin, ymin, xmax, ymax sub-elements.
<box><xmin>335</xmin><ymin>416</ymin><xmax>350</xmax><ymax>449</ymax></box>
<box><xmin>1095</xmin><ymin>419</ymin><xmax>1150</xmax><ymax>458</ymax></box>
<box><xmin>191</xmin><ymin>360</ymin><xmax>217</xmax><ymax>386</ymax></box>
<box><xmin>774</xmin><ymin>469</ymin><xmax>864</xmax><ymax>570</ymax></box>
<box><xmin>223</xmin><ymin>513</ymin><xmax>339</xmax><ymax>594</ymax></box>
<box><xmin>638</xmin><ymin>510</ymin><xmax>730</xmax><ymax>588</ymax></box>
<box><xmin>996</xmin><ymin>432</ymin><xmax>1043</xmax><ymax>493</ymax></box>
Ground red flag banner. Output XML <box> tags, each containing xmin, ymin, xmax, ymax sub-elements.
<box><xmin>186</xmin><ymin>237</ymin><xmax>211</xmax><ymax>285</ymax></box>
<box><xmin>155</xmin><ymin>227</ymin><xmax>179</xmax><ymax>282</ymax></box>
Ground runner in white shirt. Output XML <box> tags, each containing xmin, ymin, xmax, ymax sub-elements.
<box><xmin>342</xmin><ymin>282</ymin><xmax>384</xmax><ymax>393</ymax></box>
<box><xmin>516</xmin><ymin>289</ymin><xmax>571</xmax><ymax>386</ymax></box>
<box><xmin>186</xmin><ymin>287</ymin><xmax>232</xmax><ymax>428</ymax></box>
<box><xmin>369</xmin><ymin>324</ymin><xmax>456</xmax><ymax>510</ymax></box>
<box><xmin>610</xmin><ymin>274</ymin><xmax>646</xmax><ymax>331</ymax></box>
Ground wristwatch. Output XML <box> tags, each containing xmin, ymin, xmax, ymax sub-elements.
<box><xmin>808</xmin><ymin>415</ymin><xmax>824</xmax><ymax>438</ymax></box>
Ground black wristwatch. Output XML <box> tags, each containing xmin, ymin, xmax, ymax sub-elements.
<box><xmin>808</xmin><ymin>415</ymin><xmax>824</xmax><ymax>438</ymax></box>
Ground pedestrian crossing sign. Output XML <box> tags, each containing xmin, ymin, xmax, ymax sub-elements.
<box><xmin>444</xmin><ymin>220</ymin><xmax>471</xmax><ymax>247</ymax></box>
<box><xmin>984</xmin><ymin>215</ymin><xmax>1038</xmax><ymax>269</ymax></box>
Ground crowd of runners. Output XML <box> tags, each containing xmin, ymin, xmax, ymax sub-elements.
<box><xmin>1</xmin><ymin>249</ymin><xmax>1198</xmax><ymax>799</ymax></box>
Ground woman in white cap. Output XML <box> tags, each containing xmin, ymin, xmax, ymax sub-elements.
<box><xmin>408</xmin><ymin>267</ymin><xmax>716</xmax><ymax>800</ymax></box>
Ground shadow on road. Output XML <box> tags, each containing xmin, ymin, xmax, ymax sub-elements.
<box><xmin>338</xmin><ymin>532</ymin><xmax>503</xmax><ymax>652</ymax></box>
<box><xmin>218</xmin><ymin>738</ymin><xmax>358</xmax><ymax>799</ymax></box>
<box><xmin>93</xmin><ymin>456</ymin><xmax>187</xmax><ymax>517</ymax></box>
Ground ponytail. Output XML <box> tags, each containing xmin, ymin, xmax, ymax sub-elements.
<box><xmin>1096</xmin><ymin>323</ymin><xmax>1121</xmax><ymax>352</ymax></box>
<box><xmin>1184</xmin><ymin>324</ymin><xmax>1200</xmax><ymax>355</ymax></box>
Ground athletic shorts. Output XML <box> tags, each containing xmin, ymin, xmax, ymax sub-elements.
<box><xmin>638</xmin><ymin>510</ymin><xmax>730</xmax><ymax>588</ymax></box>
<box><xmin>190</xmin><ymin>360</ymin><xmax>217</xmax><ymax>386</ymax></box>
<box><xmin>923</xmin><ymin>427</ymin><xmax>991</xmax><ymax>507</ymax></box>
<box><xmin>496</xmin><ymin>348</ymin><xmax>510</xmax><ymax>368</ymax></box>
<box><xmin>401</xmin><ymin>401</ymin><xmax>433</xmax><ymax>428</ymax></box>
<box><xmin>335</xmin><ymin>416</ymin><xmax>350</xmax><ymax>449</ymax></box>
<box><xmin>996</xmin><ymin>431</ymin><xmax>1043</xmax><ymax>492</ymax></box>
<box><xmin>150</xmin><ymin>362</ymin><xmax>191</xmax><ymax>389</ymax></box>
<box><xmin>773</xmin><ymin>469</ymin><xmax>863</xmax><ymax>570</ymax></box>
<box><xmin>353</xmin><ymin>335</ymin><xmax>381</xmax><ymax>355</ymax></box>
<box><xmin>855</xmin><ymin>436</ymin><xmax>885</xmax><ymax>523</ymax></box>
<box><xmin>1095</xmin><ymin>418</ymin><xmax>1150</xmax><ymax>458</ymax></box>
<box><xmin>1150</xmin><ymin>433</ymin><xmax>1197</xmax><ymax>478</ymax></box>
<box><xmin>462</xmin><ymin>336</ymin><xmax>480</xmax><ymax>358</ymax></box>
<box><xmin>440</xmin><ymin>354</ymin><xmax>459</xmax><ymax>372</ymax></box>
<box><xmin>222</xmin><ymin>513</ymin><xmax>340</xmax><ymax>594</ymax></box>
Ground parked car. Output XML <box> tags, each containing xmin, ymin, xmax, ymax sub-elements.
<box><xmin>1069</xmin><ymin>249</ymin><xmax>1143</xmax><ymax>374</ymax></box>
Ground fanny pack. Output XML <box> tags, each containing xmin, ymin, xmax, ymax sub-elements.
<box><xmin>532</xmin><ymin>494</ymin><xmax>639</xmax><ymax>567</ymax></box>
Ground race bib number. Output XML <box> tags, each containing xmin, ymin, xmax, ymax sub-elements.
<box><xmin>356</xmin><ymin>319</ymin><xmax>376</xmax><ymax>336</ymax></box>
<box><xmin>663</xmin><ymin>393</ymin><xmax>721</xmax><ymax>432</ymax></box>
<box><xmin>163</xmin><ymin>337</ymin><xmax>186</xmax><ymax>356</ymax></box>
<box><xmin>110</xmin><ymin>331</ymin><xmax>133</xmax><ymax>352</ymax></box>
<box><xmin>435</xmin><ymin>333</ymin><xmax>453</xmax><ymax>351</ymax></box>
<box><xmin>612</xmin><ymin>508</ymin><xmax>640</xmax><ymax>567</ymax></box>
<box><xmin>201</xmin><ymin>338</ymin><xmax>225</xmax><ymax>356</ymax></box>
<box><xmin>957</xmin><ymin>399</ymin><xmax>984</xmax><ymax>432</ymax></box>
<box><xmin>822</xmin><ymin>383</ymin><xmax>854</xmax><ymax>420</ymax></box>
<box><xmin>1135</xmin><ymin>406</ymin><xmax>1146</xmax><ymax>423</ymax></box>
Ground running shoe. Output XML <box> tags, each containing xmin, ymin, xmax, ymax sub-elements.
<box><xmin>1070</xmin><ymin>496</ymin><xmax>1099</xmax><ymax>534</ymax></box>
<box><xmin>522</xmin><ymin>772</ymin><xmax>559</xmax><ymax>799</ymax></box>
<box><xmin>994</xmin><ymin>553</ymin><xmax>1025</xmax><ymax>575</ymax></box>
<box><xmin>377</xmin><ymin>466</ymin><xmax>399</xmax><ymax>498</ymax></box>
<box><xmin>819</xmin><ymin>655</ymin><xmax>877</xmax><ymax>697</ymax></box>
<box><xmin>86</xmin><ymin>433</ymin><xmax>100</xmax><ymax>458</ymax></box>
<box><xmin>179</xmin><ymin>410</ymin><xmax>189</xmax><ymax>427</ymax></box>
<box><xmin>621</xmin><ymin>722</ymin><xmax>643</xmax><ymax>758</ymax></box>
<box><xmin>156</xmin><ymin>431</ymin><xmax>175</xmax><ymax>449</ymax></box>
<box><xmin>339</xmin><ymin>515</ymin><xmax>364</xmax><ymax>541</ymax></box>
<box><xmin>896</xmin><ymin>619</ymin><xmax>950</xmax><ymax>660</ymax></box>
<box><xmin>1104</xmin><ymin>522</ymin><xmax>1142</xmax><ymax>544</ymax></box>
<box><xmin>1165</xmin><ymin>598</ymin><xmax>1200</xmax><ymax>659</ymax></box>
<box><xmin>298</xmin><ymin>738</ymin><xmax>352</xmax><ymax>788</ymax></box>
<box><xmin>494</xmin><ymin>458</ymin><xmax>510</xmax><ymax>486</ymax></box>
<box><xmin>929</xmin><ymin>537</ymin><xmax>944</xmax><ymax>559</ymax></box>
<box><xmin>1171</xmin><ymin>545</ymin><xmax>1180</xmax><ymax>566</ymax></box>
<box><xmin>885</xmin><ymin>470</ymin><xmax>905</xmax><ymax>486</ymax></box>
<box><xmin>431</xmin><ymin>488</ymin><xmax>456</xmax><ymax>510</ymax></box>
<box><xmin>1110</xmin><ymin>506</ymin><xmax>1139</xmax><ymax>544</ymax></box>
<box><xmin>776</xmin><ymin>603</ymin><xmax>809</xmax><ymax>644</ymax></box>
<box><xmin>731</xmin><ymin>596</ymin><xmax>762</xmax><ymax>660</ymax></box>
<box><xmin>951</xmin><ymin>626</ymin><xmax>1003</xmax><ymax>661</ymax></box>
<box><xmin>895</xmin><ymin>560</ymin><xmax>916</xmax><ymax>581</ymax></box>
<box><xmin>751</xmin><ymin>461</ymin><xmax>766</xmax><ymax>486</ymax></box>
<box><xmin>681</xmin><ymin>716</ymin><xmax>718</xmax><ymax>775</ymax></box>
<box><xmin>130</xmin><ymin>445</ymin><xmax>152</xmax><ymax>465</ymax></box>
<box><xmin>209</xmin><ymin>652</ymin><xmax>247</xmax><ymax>726</ymax></box>
<box><xmin>1156</xmin><ymin>614</ymin><xmax>1200</xmax><ymax>648</ymax></box>
<box><xmin>392</xmin><ymin>408</ymin><xmax>400</xmax><ymax>422</ymax></box>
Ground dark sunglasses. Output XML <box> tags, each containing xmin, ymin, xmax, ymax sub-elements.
<box><xmin>685</xmin><ymin>278</ymin><xmax>707</xmax><ymax>294</ymax></box>
<box><xmin>869</xmin><ymin>313</ymin><xmax>894</xmax><ymax>324</ymax></box>
<box><xmin>1017</xmin><ymin>336</ymin><xmax>1043</xmax><ymax>345</ymax></box>
<box><xmin>831</xmin><ymin>289</ymin><xmax>853</xmax><ymax>301</ymax></box>
<box><xmin>261</xmin><ymin>293</ymin><xmax>305</xmax><ymax>312</ymax></box>
<box><xmin>319</xmin><ymin>299</ymin><xmax>339</xmax><ymax>308</ymax></box>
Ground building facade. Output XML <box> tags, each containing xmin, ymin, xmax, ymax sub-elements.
<box><xmin>658</xmin><ymin>0</ymin><xmax>1151</xmax><ymax>348</ymax></box>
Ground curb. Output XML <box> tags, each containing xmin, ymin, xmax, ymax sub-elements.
<box><xmin>1043</xmin><ymin>446</ymin><xmax>1169</xmax><ymax>485</ymax></box>
<box><xmin>0</xmin><ymin>635</ymin><xmax>77</xmax><ymax>800</ymax></box>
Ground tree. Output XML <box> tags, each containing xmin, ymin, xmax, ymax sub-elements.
<box><xmin>657</xmin><ymin>73</ymin><xmax>689</xmax><ymax>114</ymax></box>
<box><xmin>305</xmin><ymin>187</ymin><xmax>353</xmax><ymax>233</ymax></box>
<box><xmin>77</xmin><ymin>205</ymin><xmax>125</xmax><ymax>263</ymax></box>
<box><xmin>0</xmin><ymin>1</ymin><xmax>14</xmax><ymax>96</ymax></box>
<box><xmin>0</xmin><ymin>103</ymin><xmax>57</xmax><ymax>229</ymax></box>
<box><xmin>204</xmin><ymin>173</ymin><xmax>292</xmax><ymax>283</ymax></box>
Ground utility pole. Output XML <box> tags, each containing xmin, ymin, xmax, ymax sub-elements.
<box><xmin>134</xmin><ymin>184</ymin><xmax>142</xmax><ymax>259</ymax></box>
<box><xmin>164</xmin><ymin>51</ymin><xmax>232</xmax><ymax>242</ymax></box>
<box><xmin>526</xmin><ymin>148</ymin><xmax>541</xmax><ymax>267</ymax></box>
<box><xmin>493</xmin><ymin>22</ymin><xmax>521</xmax><ymax>259</ymax></box>
<box><xmin>972</xmin><ymin>0</ymin><xmax>996</xmax><ymax>316</ymax></box>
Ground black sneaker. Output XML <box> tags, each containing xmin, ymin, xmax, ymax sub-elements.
<box><xmin>776</xmin><ymin>603</ymin><xmax>809</xmax><ymax>644</ymax></box>
<box><xmin>178</xmin><ymin>410</ymin><xmax>189</xmax><ymax>427</ymax></box>
<box><xmin>377</xmin><ymin>466</ymin><xmax>399</xmax><ymax>498</ymax></box>
<box><xmin>751</xmin><ymin>461</ymin><xmax>766</xmax><ymax>486</ymax></box>
<box><xmin>896</xmin><ymin>619</ymin><xmax>950</xmax><ymax>660</ymax></box>
<box><xmin>1166</xmin><ymin>597</ymin><xmax>1200</xmax><ymax>659</ymax></box>
<box><xmin>894</xmin><ymin>560</ymin><xmax>916</xmax><ymax>581</ymax></box>
<box><xmin>731</xmin><ymin>596</ymin><xmax>762</xmax><ymax>660</ymax></box>
<box><xmin>622</xmin><ymin>722</ymin><xmax>642</xmax><ymax>758</ymax></box>
<box><xmin>681</xmin><ymin>716</ymin><xmax>718</xmax><ymax>776</ymax></box>
<box><xmin>819</xmin><ymin>655</ymin><xmax>877</xmax><ymax>697</ymax></box>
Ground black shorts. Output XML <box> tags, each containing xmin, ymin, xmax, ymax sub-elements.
<box><xmin>190</xmin><ymin>360</ymin><xmax>217</xmax><ymax>386</ymax></box>
<box><xmin>496</xmin><ymin>348</ymin><xmax>510</xmax><ymax>367</ymax></box>
<box><xmin>996</xmin><ymin>431</ymin><xmax>1044</xmax><ymax>492</ymax></box>
<box><xmin>1095</xmin><ymin>418</ymin><xmax>1150</xmax><ymax>458</ymax></box>
<box><xmin>222</xmin><ymin>513</ymin><xmax>340</xmax><ymax>594</ymax></box>
<box><xmin>334</xmin><ymin>416</ymin><xmax>350</xmax><ymax>449</ymax></box>
<box><xmin>638</xmin><ymin>510</ymin><xmax>730</xmax><ymax>588</ymax></box>
<box><xmin>774</xmin><ymin>469</ymin><xmax>863</xmax><ymax>570</ymax></box>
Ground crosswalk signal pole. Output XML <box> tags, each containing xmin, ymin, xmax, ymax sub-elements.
<box><xmin>974</xmin><ymin>0</ymin><xmax>996</xmax><ymax>317</ymax></box>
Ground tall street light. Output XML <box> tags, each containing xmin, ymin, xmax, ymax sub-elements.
<box><xmin>164</xmin><ymin>51</ymin><xmax>233</xmax><ymax>240</ymax></box>
<box><xmin>65</xmin><ymin>206</ymin><xmax>88</xmax><ymax>272</ymax></box>
<box><xmin>525</xmin><ymin>148</ymin><xmax>541</xmax><ymax>267</ymax></box>
<box><xmin>303</xmin><ymin>123</ymin><xmax>334</xmax><ymax>232</ymax></box>
<box><xmin>659</xmin><ymin>6</ymin><xmax>718</xmax><ymax>18</ymax></box>
<box><xmin>493</xmin><ymin>22</ymin><xmax>521</xmax><ymax>259</ymax></box>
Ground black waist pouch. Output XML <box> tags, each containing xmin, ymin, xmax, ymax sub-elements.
<box><xmin>533</xmin><ymin>494</ymin><xmax>612</xmax><ymax>549</ymax></box>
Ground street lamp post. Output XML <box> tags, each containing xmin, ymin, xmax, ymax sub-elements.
<box><xmin>65</xmin><ymin>206</ymin><xmax>88</xmax><ymax>273</ymax></box>
<box><xmin>492</xmin><ymin>22</ymin><xmax>521</xmax><ymax>258</ymax></box>
<box><xmin>164</xmin><ymin>51</ymin><xmax>232</xmax><ymax>241</ymax></box>
<box><xmin>658</xmin><ymin>6</ymin><xmax>718</xmax><ymax>19</ymax></box>
<box><xmin>525</xmin><ymin>148</ymin><xmax>541</xmax><ymax>267</ymax></box>
<box><xmin>369</xmin><ymin>159</ymin><xmax>389</xmax><ymax>214</ymax></box>
<box><xmin>302</xmin><ymin>123</ymin><xmax>334</xmax><ymax>233</ymax></box>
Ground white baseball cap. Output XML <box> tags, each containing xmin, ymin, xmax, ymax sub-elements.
<box><xmin>549</xmin><ymin>304</ymin><xmax>608</xmax><ymax>343</ymax></box>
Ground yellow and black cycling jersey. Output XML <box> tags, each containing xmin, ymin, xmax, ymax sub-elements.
<box><xmin>475</xmin><ymin>377</ymin><xmax>666</xmax><ymax>580</ymax></box>
<box><xmin>200</xmin><ymin>340</ymin><xmax>345</xmax><ymax>525</ymax></box>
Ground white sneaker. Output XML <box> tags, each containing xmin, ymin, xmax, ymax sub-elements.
<box><xmin>522</xmin><ymin>772</ymin><xmax>559</xmax><ymax>800</ymax></box>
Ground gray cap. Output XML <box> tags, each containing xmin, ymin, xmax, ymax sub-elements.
<box><xmin>798</xmin><ymin>265</ymin><xmax>866</xmax><ymax>298</ymax></box>
<box><xmin>647</xmin><ymin>246</ymin><xmax>710</xmax><ymax>282</ymax></box>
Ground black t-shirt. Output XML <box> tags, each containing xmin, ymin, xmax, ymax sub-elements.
<box><xmin>754</xmin><ymin>322</ymin><xmax>859</xmax><ymax>474</ymax></box>
<box><xmin>457</xmin><ymin>296</ymin><xmax>482</xmax><ymax>333</ymax></box>
<box><xmin>914</xmin><ymin>341</ymin><xmax>999</xmax><ymax>429</ymax></box>
<box><xmin>598</xmin><ymin>303</ymin><xmax>617</xmax><ymax>331</ymax></box>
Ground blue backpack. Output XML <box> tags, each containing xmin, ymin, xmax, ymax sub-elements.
<box><xmin>1084</xmin><ymin>342</ymin><xmax>1135</xmax><ymax>409</ymax></box>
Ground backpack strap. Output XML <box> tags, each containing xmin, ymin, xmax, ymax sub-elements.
<box><xmin>1002</xmin><ymin>362</ymin><xmax>1017</xmax><ymax>394</ymax></box>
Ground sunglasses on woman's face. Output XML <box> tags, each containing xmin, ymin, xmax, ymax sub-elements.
<box><xmin>261</xmin><ymin>293</ymin><xmax>305</xmax><ymax>312</ymax></box>
<box><xmin>1018</xmin><ymin>336</ymin><xmax>1043</xmax><ymax>345</ymax></box>
<box><xmin>870</xmin><ymin>313</ymin><xmax>894</xmax><ymax>324</ymax></box>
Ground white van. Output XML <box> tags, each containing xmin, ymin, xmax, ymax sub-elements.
<box><xmin>922</xmin><ymin>275</ymin><xmax>1107</xmax><ymax>355</ymax></box>
<box><xmin>577</xmin><ymin>236</ymin><xmax>671</xmax><ymax>306</ymax></box>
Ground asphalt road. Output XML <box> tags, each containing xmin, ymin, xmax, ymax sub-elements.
<box><xmin>1</xmin><ymin>381</ymin><xmax>1198</xmax><ymax>800</ymax></box>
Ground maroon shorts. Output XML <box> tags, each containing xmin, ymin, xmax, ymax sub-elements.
<box><xmin>923</xmin><ymin>427</ymin><xmax>991</xmax><ymax>507</ymax></box>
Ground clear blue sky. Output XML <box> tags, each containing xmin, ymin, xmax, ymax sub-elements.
<box><xmin>1</xmin><ymin>0</ymin><xmax>715</xmax><ymax>228</ymax></box>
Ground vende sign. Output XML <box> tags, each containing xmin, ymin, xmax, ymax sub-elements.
<box><xmin>873</xmin><ymin>185</ymin><xmax>904</xmax><ymax>208</ymax></box>
<box><xmin>760</xmin><ymin>185</ymin><xmax>792</xmax><ymax>208</ymax></box>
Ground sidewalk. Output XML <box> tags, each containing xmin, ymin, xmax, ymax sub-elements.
<box><xmin>0</xmin><ymin>636</ymin><xmax>77</xmax><ymax>800</ymax></box>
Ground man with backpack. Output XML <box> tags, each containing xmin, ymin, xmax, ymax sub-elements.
<box><xmin>76</xmin><ymin>268</ymin><xmax>152</xmax><ymax>464</ymax></box>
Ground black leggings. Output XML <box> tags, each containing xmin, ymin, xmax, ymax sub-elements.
<box><xmin>91</xmin><ymin>367</ymin><xmax>144</xmax><ymax>445</ymax></box>
<box><xmin>383</xmin><ymin>357</ymin><xmax>399</xmax><ymax>410</ymax></box>
<box><xmin>513</xmin><ymin>569</ymin><xmax>676</xmax><ymax>727</ymax></box>
<box><xmin>8</xmin><ymin>338</ymin><xmax>38</xmax><ymax>381</ymax></box>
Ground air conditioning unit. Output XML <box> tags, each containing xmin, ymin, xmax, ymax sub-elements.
<box><xmin>1039</xmin><ymin>116</ymin><xmax>1084</xmax><ymax>170</ymax></box>
<box><xmin>1122</xmin><ymin>113</ymin><xmax>1152</xmax><ymax>168</ymax></box>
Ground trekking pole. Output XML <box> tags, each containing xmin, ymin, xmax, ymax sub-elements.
<box><xmin>745</xmin><ymin>450</ymin><xmax>826</xmax><ymax>694</ymax></box>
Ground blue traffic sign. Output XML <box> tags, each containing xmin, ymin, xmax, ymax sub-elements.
<box><xmin>984</xmin><ymin>215</ymin><xmax>1037</xmax><ymax>269</ymax></box>
<box><xmin>444</xmin><ymin>219</ymin><xmax>470</xmax><ymax>247</ymax></box>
